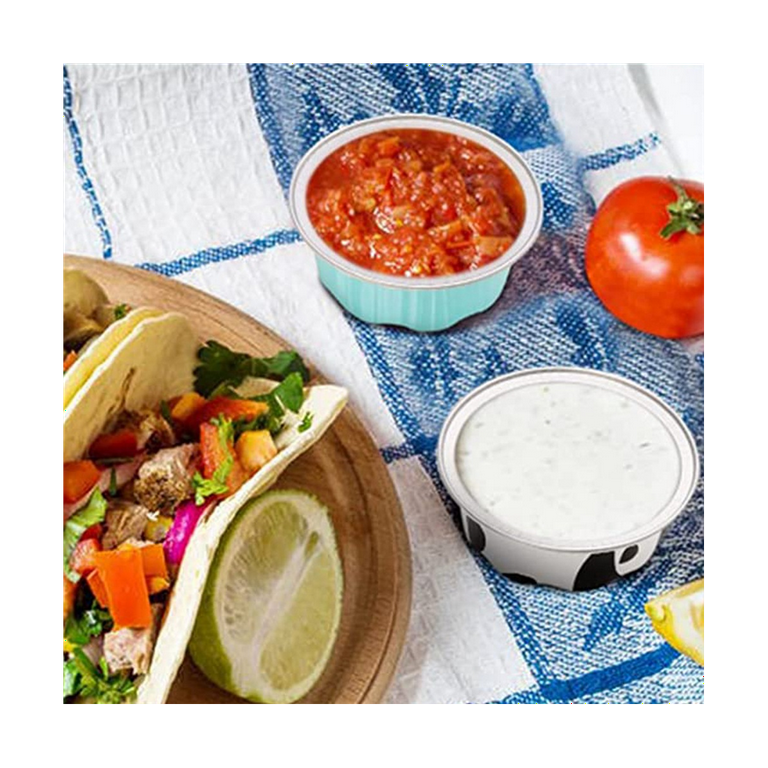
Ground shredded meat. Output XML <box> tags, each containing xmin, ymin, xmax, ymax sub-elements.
<box><xmin>133</xmin><ymin>444</ymin><xmax>198</xmax><ymax>514</ymax></box>
<box><xmin>115</xmin><ymin>410</ymin><xmax>176</xmax><ymax>453</ymax></box>
<box><xmin>103</xmin><ymin>604</ymin><xmax>163</xmax><ymax>676</ymax></box>
<box><xmin>102</xmin><ymin>500</ymin><xmax>150</xmax><ymax>550</ymax></box>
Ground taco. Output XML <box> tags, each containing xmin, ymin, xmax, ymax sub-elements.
<box><xmin>63</xmin><ymin>312</ymin><xmax>347</xmax><ymax>703</ymax></box>
<box><xmin>63</xmin><ymin>268</ymin><xmax>163</xmax><ymax>409</ymax></box>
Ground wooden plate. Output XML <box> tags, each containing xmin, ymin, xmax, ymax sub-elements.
<box><xmin>64</xmin><ymin>255</ymin><xmax>412</xmax><ymax>704</ymax></box>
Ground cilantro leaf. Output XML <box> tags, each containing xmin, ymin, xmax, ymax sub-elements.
<box><xmin>211</xmin><ymin>414</ymin><xmax>235</xmax><ymax>447</ymax></box>
<box><xmin>64</xmin><ymin>658</ymin><xmax>81</xmax><ymax>699</ymax></box>
<box><xmin>113</xmin><ymin>303</ymin><xmax>128</xmax><ymax>320</ymax></box>
<box><xmin>268</xmin><ymin>372</ymin><xmax>305</xmax><ymax>414</ymax></box>
<box><xmin>64</xmin><ymin>490</ymin><xmax>107</xmax><ymax>583</ymax></box>
<box><xmin>247</xmin><ymin>373</ymin><xmax>306</xmax><ymax>435</ymax></box>
<box><xmin>191</xmin><ymin>455</ymin><xmax>233</xmax><ymax>505</ymax></box>
<box><xmin>65</xmin><ymin>592</ymin><xmax>113</xmax><ymax>647</ymax></box>
<box><xmin>66</xmin><ymin>649</ymin><xmax>136</xmax><ymax>704</ymax></box>
<box><xmin>159</xmin><ymin>399</ymin><xmax>173</xmax><ymax>425</ymax></box>
<box><xmin>193</xmin><ymin>341</ymin><xmax>310</xmax><ymax>398</ymax></box>
<box><xmin>298</xmin><ymin>411</ymin><xmax>314</xmax><ymax>433</ymax></box>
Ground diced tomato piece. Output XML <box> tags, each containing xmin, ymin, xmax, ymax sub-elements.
<box><xmin>200</xmin><ymin>421</ymin><xmax>247</xmax><ymax>496</ymax></box>
<box><xmin>69</xmin><ymin>537</ymin><xmax>102</xmax><ymax>576</ymax></box>
<box><xmin>170</xmin><ymin>392</ymin><xmax>207</xmax><ymax>424</ymax></box>
<box><xmin>63</xmin><ymin>350</ymin><xmax>78</xmax><ymax>372</ymax></box>
<box><xmin>63</xmin><ymin>460</ymin><xmax>101</xmax><ymax>503</ymax></box>
<box><xmin>89</xmin><ymin>428</ymin><xmax>138</xmax><ymax>460</ymax></box>
<box><xmin>94</xmin><ymin>549</ymin><xmax>152</xmax><ymax>629</ymax></box>
<box><xmin>86</xmin><ymin>570</ymin><xmax>109</xmax><ymax>608</ymax></box>
<box><xmin>81</xmin><ymin>523</ymin><xmax>103</xmax><ymax>541</ymax></box>
<box><xmin>187</xmin><ymin>397</ymin><xmax>268</xmax><ymax>433</ymax></box>
<box><xmin>63</xmin><ymin>573</ymin><xmax>78</xmax><ymax>624</ymax></box>
<box><xmin>235</xmin><ymin>430</ymin><xmax>277</xmax><ymax>476</ymax></box>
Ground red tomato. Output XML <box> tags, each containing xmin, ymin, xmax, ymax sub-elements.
<box><xmin>81</xmin><ymin>523</ymin><xmax>103</xmax><ymax>541</ymax></box>
<box><xmin>69</xmin><ymin>537</ymin><xmax>101</xmax><ymax>576</ymax></box>
<box><xmin>585</xmin><ymin>177</ymin><xmax>704</xmax><ymax>338</ymax></box>
<box><xmin>199</xmin><ymin>422</ymin><xmax>247</xmax><ymax>495</ymax></box>
<box><xmin>89</xmin><ymin>428</ymin><xmax>138</xmax><ymax>460</ymax></box>
<box><xmin>63</xmin><ymin>460</ymin><xmax>101</xmax><ymax>503</ymax></box>
<box><xmin>186</xmin><ymin>397</ymin><xmax>268</xmax><ymax>433</ymax></box>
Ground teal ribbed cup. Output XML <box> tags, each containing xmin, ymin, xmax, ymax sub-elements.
<box><xmin>316</xmin><ymin>258</ymin><xmax>511</xmax><ymax>332</ymax></box>
<box><xmin>289</xmin><ymin>115</ymin><xmax>543</xmax><ymax>333</ymax></box>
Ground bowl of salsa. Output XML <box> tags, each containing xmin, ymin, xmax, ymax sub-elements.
<box><xmin>289</xmin><ymin>115</ymin><xmax>543</xmax><ymax>332</ymax></box>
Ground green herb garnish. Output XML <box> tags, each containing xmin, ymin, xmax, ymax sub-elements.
<box><xmin>64</xmin><ymin>490</ymin><xmax>107</xmax><ymax>583</ymax></box>
<box><xmin>65</xmin><ymin>591</ymin><xmax>113</xmax><ymax>647</ymax></box>
<box><xmin>193</xmin><ymin>341</ymin><xmax>310</xmax><ymax>398</ymax></box>
<box><xmin>159</xmin><ymin>399</ymin><xmax>173</xmax><ymax>425</ymax></box>
<box><xmin>298</xmin><ymin>412</ymin><xmax>314</xmax><ymax>433</ymax></box>
<box><xmin>113</xmin><ymin>303</ymin><xmax>128</xmax><ymax>320</ymax></box>
<box><xmin>64</xmin><ymin>649</ymin><xmax>136</xmax><ymax>704</ymax></box>
<box><xmin>191</xmin><ymin>456</ymin><xmax>233</xmax><ymax>506</ymax></box>
<box><xmin>108</xmin><ymin>467</ymin><xmax>118</xmax><ymax>497</ymax></box>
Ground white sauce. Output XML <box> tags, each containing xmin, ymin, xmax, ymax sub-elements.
<box><xmin>455</xmin><ymin>381</ymin><xmax>681</xmax><ymax>542</ymax></box>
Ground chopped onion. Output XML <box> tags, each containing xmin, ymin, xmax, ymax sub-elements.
<box><xmin>163</xmin><ymin>499</ymin><xmax>214</xmax><ymax>566</ymax></box>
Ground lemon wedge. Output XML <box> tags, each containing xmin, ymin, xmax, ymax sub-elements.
<box><xmin>645</xmin><ymin>578</ymin><xmax>704</xmax><ymax>666</ymax></box>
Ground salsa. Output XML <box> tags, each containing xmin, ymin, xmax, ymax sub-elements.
<box><xmin>306</xmin><ymin>129</ymin><xmax>526</xmax><ymax>277</ymax></box>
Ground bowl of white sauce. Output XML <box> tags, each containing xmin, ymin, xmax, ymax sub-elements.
<box><xmin>437</xmin><ymin>368</ymin><xmax>700</xmax><ymax>590</ymax></box>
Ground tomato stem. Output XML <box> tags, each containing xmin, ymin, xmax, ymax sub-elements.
<box><xmin>660</xmin><ymin>178</ymin><xmax>704</xmax><ymax>239</ymax></box>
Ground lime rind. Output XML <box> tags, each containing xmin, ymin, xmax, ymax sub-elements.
<box><xmin>189</xmin><ymin>489</ymin><xmax>343</xmax><ymax>703</ymax></box>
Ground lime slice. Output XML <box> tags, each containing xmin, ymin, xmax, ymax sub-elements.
<box><xmin>645</xmin><ymin>578</ymin><xmax>704</xmax><ymax>666</ymax></box>
<box><xmin>189</xmin><ymin>490</ymin><xmax>343</xmax><ymax>703</ymax></box>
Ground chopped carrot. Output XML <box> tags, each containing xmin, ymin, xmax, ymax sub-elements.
<box><xmin>63</xmin><ymin>350</ymin><xmax>78</xmax><ymax>372</ymax></box>
<box><xmin>86</xmin><ymin>570</ymin><xmax>109</xmax><ymax>608</ymax></box>
<box><xmin>139</xmin><ymin>544</ymin><xmax>168</xmax><ymax>580</ymax></box>
<box><xmin>63</xmin><ymin>460</ymin><xmax>101</xmax><ymax>503</ymax></box>
<box><xmin>63</xmin><ymin>573</ymin><xmax>78</xmax><ymax>624</ymax></box>
<box><xmin>94</xmin><ymin>549</ymin><xmax>152</xmax><ymax>629</ymax></box>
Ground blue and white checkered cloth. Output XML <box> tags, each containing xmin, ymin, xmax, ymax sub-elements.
<box><xmin>64</xmin><ymin>63</ymin><xmax>704</xmax><ymax>704</ymax></box>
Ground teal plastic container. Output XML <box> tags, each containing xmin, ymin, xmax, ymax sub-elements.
<box><xmin>290</xmin><ymin>115</ymin><xmax>543</xmax><ymax>333</ymax></box>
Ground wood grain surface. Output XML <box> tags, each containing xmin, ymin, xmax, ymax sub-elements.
<box><xmin>64</xmin><ymin>255</ymin><xmax>412</xmax><ymax>704</ymax></box>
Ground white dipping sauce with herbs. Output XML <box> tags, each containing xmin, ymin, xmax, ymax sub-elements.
<box><xmin>455</xmin><ymin>381</ymin><xmax>681</xmax><ymax>543</ymax></box>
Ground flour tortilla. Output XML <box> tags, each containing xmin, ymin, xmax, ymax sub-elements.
<box><xmin>63</xmin><ymin>269</ymin><xmax>163</xmax><ymax>409</ymax></box>
<box><xmin>63</xmin><ymin>311</ymin><xmax>348</xmax><ymax>703</ymax></box>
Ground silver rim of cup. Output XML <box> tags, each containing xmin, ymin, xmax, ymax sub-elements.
<box><xmin>437</xmin><ymin>367</ymin><xmax>700</xmax><ymax>553</ymax></box>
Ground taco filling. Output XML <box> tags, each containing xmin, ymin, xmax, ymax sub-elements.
<box><xmin>61</xmin><ymin>302</ymin><xmax>131</xmax><ymax>376</ymax></box>
<box><xmin>63</xmin><ymin>342</ymin><xmax>314</xmax><ymax>703</ymax></box>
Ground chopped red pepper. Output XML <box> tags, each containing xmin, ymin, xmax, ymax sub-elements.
<box><xmin>89</xmin><ymin>428</ymin><xmax>138</xmax><ymax>460</ymax></box>
<box><xmin>187</xmin><ymin>397</ymin><xmax>268</xmax><ymax>433</ymax></box>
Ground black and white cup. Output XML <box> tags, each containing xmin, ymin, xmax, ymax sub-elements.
<box><xmin>437</xmin><ymin>368</ymin><xmax>700</xmax><ymax>591</ymax></box>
